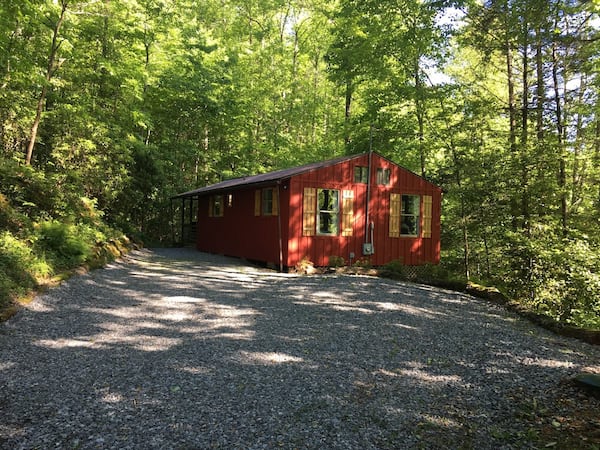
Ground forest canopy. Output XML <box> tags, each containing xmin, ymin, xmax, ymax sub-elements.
<box><xmin>0</xmin><ymin>0</ymin><xmax>599</xmax><ymax>329</ymax></box>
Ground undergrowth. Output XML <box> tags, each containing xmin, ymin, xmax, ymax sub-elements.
<box><xmin>0</xmin><ymin>159</ymin><xmax>132</xmax><ymax>317</ymax></box>
<box><xmin>379</xmin><ymin>258</ymin><xmax>600</xmax><ymax>333</ymax></box>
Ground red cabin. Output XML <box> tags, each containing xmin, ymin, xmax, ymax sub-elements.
<box><xmin>172</xmin><ymin>152</ymin><xmax>442</xmax><ymax>270</ymax></box>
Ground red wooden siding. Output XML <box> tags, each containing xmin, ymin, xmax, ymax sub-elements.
<box><xmin>286</xmin><ymin>153</ymin><xmax>441</xmax><ymax>267</ymax></box>
<box><xmin>195</xmin><ymin>152</ymin><xmax>441</xmax><ymax>269</ymax></box>
<box><xmin>196</xmin><ymin>186</ymin><xmax>289</xmax><ymax>267</ymax></box>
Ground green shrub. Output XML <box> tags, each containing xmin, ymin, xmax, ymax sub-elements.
<box><xmin>504</xmin><ymin>229</ymin><xmax>600</xmax><ymax>329</ymax></box>
<box><xmin>533</xmin><ymin>239</ymin><xmax>600</xmax><ymax>328</ymax></box>
<box><xmin>328</xmin><ymin>255</ymin><xmax>345</xmax><ymax>267</ymax></box>
<box><xmin>0</xmin><ymin>193</ymin><xmax>27</xmax><ymax>232</ymax></box>
<box><xmin>34</xmin><ymin>221</ymin><xmax>94</xmax><ymax>268</ymax></box>
<box><xmin>0</xmin><ymin>159</ymin><xmax>130</xmax><ymax>312</ymax></box>
<box><xmin>0</xmin><ymin>232</ymin><xmax>51</xmax><ymax>306</ymax></box>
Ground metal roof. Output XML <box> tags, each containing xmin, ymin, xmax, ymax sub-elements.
<box><xmin>172</xmin><ymin>152</ymin><xmax>369</xmax><ymax>199</ymax></box>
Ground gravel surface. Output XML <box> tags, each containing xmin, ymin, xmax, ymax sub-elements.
<box><xmin>1</xmin><ymin>248</ymin><xmax>599</xmax><ymax>449</ymax></box>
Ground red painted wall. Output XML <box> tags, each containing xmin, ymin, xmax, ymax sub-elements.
<box><xmin>286</xmin><ymin>153</ymin><xmax>441</xmax><ymax>267</ymax></box>
<box><xmin>196</xmin><ymin>186</ymin><xmax>288</xmax><ymax>267</ymax></box>
<box><xmin>196</xmin><ymin>153</ymin><xmax>441</xmax><ymax>269</ymax></box>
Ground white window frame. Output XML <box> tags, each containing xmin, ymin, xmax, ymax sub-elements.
<box><xmin>400</xmin><ymin>194</ymin><xmax>420</xmax><ymax>236</ymax></box>
<box><xmin>316</xmin><ymin>189</ymin><xmax>340</xmax><ymax>236</ymax></box>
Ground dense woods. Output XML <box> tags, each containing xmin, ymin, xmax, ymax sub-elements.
<box><xmin>1</xmin><ymin>0</ymin><xmax>599</xmax><ymax>329</ymax></box>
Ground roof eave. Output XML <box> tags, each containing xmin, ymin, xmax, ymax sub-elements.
<box><xmin>171</xmin><ymin>177</ymin><xmax>289</xmax><ymax>199</ymax></box>
<box><xmin>171</xmin><ymin>152</ymin><xmax>369</xmax><ymax>199</ymax></box>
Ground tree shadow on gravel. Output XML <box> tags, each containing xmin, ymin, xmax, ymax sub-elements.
<box><xmin>1</xmin><ymin>248</ymin><xmax>599</xmax><ymax>449</ymax></box>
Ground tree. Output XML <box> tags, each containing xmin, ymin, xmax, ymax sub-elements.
<box><xmin>456</xmin><ymin>0</ymin><xmax>600</xmax><ymax>322</ymax></box>
<box><xmin>327</xmin><ymin>0</ymin><xmax>454</xmax><ymax>176</ymax></box>
<box><xmin>25</xmin><ymin>0</ymin><xmax>68</xmax><ymax>165</ymax></box>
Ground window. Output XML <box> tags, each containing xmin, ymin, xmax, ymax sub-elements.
<box><xmin>226</xmin><ymin>193</ymin><xmax>233</xmax><ymax>208</ymax></box>
<box><xmin>209</xmin><ymin>195</ymin><xmax>224</xmax><ymax>217</ymax></box>
<box><xmin>317</xmin><ymin>189</ymin><xmax>339</xmax><ymax>235</ymax></box>
<box><xmin>354</xmin><ymin>166</ymin><xmax>369</xmax><ymax>184</ymax></box>
<box><xmin>262</xmin><ymin>188</ymin><xmax>274</xmax><ymax>215</ymax></box>
<box><xmin>303</xmin><ymin>188</ymin><xmax>352</xmax><ymax>237</ymax></box>
<box><xmin>401</xmin><ymin>195</ymin><xmax>420</xmax><ymax>236</ymax></box>
<box><xmin>377</xmin><ymin>168</ymin><xmax>391</xmax><ymax>185</ymax></box>
<box><xmin>255</xmin><ymin>188</ymin><xmax>278</xmax><ymax>216</ymax></box>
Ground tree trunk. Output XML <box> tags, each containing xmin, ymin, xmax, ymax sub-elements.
<box><xmin>414</xmin><ymin>57</ymin><xmax>426</xmax><ymax>178</ymax></box>
<box><xmin>460</xmin><ymin>195</ymin><xmax>470</xmax><ymax>281</ymax></box>
<box><xmin>521</xmin><ymin>16</ymin><xmax>530</xmax><ymax>235</ymax></box>
<box><xmin>595</xmin><ymin>117</ymin><xmax>600</xmax><ymax>213</ymax></box>
<box><xmin>344</xmin><ymin>78</ymin><xmax>352</xmax><ymax>147</ymax></box>
<box><xmin>483</xmin><ymin>226</ymin><xmax>491</xmax><ymax>279</ymax></box>
<box><xmin>25</xmin><ymin>0</ymin><xmax>68</xmax><ymax>165</ymax></box>
<box><xmin>506</xmin><ymin>37</ymin><xmax>517</xmax><ymax>155</ymax></box>
<box><xmin>551</xmin><ymin>38</ymin><xmax>567</xmax><ymax>236</ymax></box>
<box><xmin>505</xmin><ymin>22</ymin><xmax>519</xmax><ymax>231</ymax></box>
<box><xmin>449</xmin><ymin>138</ymin><xmax>470</xmax><ymax>280</ymax></box>
<box><xmin>571</xmin><ymin>75</ymin><xmax>587</xmax><ymax>208</ymax></box>
<box><xmin>535</xmin><ymin>23</ymin><xmax>544</xmax><ymax>142</ymax></box>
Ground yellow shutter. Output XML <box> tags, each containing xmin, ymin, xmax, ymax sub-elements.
<box><xmin>389</xmin><ymin>193</ymin><xmax>400</xmax><ymax>238</ymax></box>
<box><xmin>254</xmin><ymin>190</ymin><xmax>261</xmax><ymax>216</ymax></box>
<box><xmin>302</xmin><ymin>187</ymin><xmax>316</xmax><ymax>236</ymax></box>
<box><xmin>341</xmin><ymin>190</ymin><xmax>354</xmax><ymax>237</ymax></box>
<box><xmin>208</xmin><ymin>196</ymin><xmax>214</xmax><ymax>217</ymax></box>
<box><xmin>272</xmin><ymin>188</ymin><xmax>279</xmax><ymax>216</ymax></box>
<box><xmin>422</xmin><ymin>195</ymin><xmax>433</xmax><ymax>238</ymax></box>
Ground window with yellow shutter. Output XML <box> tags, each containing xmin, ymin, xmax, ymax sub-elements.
<box><xmin>401</xmin><ymin>195</ymin><xmax>420</xmax><ymax>236</ymax></box>
<box><xmin>262</xmin><ymin>188</ymin><xmax>274</xmax><ymax>215</ymax></box>
<box><xmin>260</xmin><ymin>188</ymin><xmax>278</xmax><ymax>216</ymax></box>
<box><xmin>317</xmin><ymin>189</ymin><xmax>339</xmax><ymax>235</ymax></box>
<box><xmin>390</xmin><ymin>194</ymin><xmax>421</xmax><ymax>237</ymax></box>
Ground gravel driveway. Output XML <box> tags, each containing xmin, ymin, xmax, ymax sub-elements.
<box><xmin>1</xmin><ymin>248</ymin><xmax>599</xmax><ymax>449</ymax></box>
